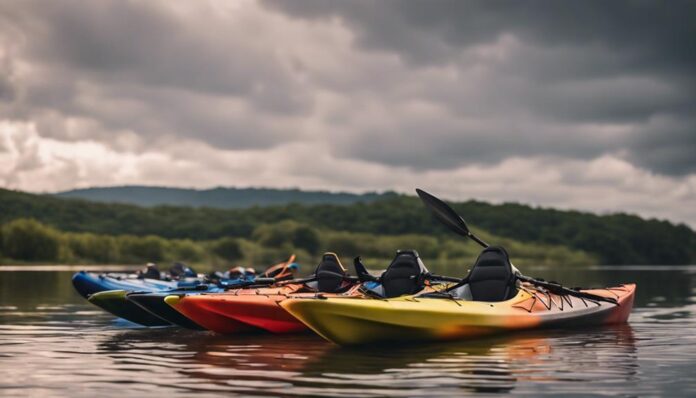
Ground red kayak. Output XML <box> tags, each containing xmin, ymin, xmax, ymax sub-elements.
<box><xmin>164</xmin><ymin>284</ymin><xmax>307</xmax><ymax>333</ymax></box>
<box><xmin>165</xmin><ymin>252</ymin><xmax>358</xmax><ymax>334</ymax></box>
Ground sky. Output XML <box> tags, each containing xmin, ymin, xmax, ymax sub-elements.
<box><xmin>0</xmin><ymin>0</ymin><xmax>694</xmax><ymax>226</ymax></box>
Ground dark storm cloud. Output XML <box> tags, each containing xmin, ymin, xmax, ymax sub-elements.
<box><xmin>0</xmin><ymin>0</ymin><xmax>694</xmax><ymax>177</ymax></box>
<box><xmin>0</xmin><ymin>0</ymin><xmax>313</xmax><ymax>150</ymax></box>
<box><xmin>25</xmin><ymin>1</ymin><xmax>308</xmax><ymax>109</ymax></box>
<box><xmin>626</xmin><ymin>115</ymin><xmax>696</xmax><ymax>175</ymax></box>
<box><xmin>263</xmin><ymin>0</ymin><xmax>696</xmax><ymax>175</ymax></box>
<box><xmin>263</xmin><ymin>0</ymin><xmax>696</xmax><ymax>73</ymax></box>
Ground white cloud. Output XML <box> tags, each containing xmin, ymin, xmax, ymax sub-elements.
<box><xmin>1</xmin><ymin>121</ymin><xmax>694</xmax><ymax>228</ymax></box>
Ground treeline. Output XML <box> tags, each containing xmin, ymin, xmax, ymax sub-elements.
<box><xmin>1</xmin><ymin>188</ymin><xmax>694</xmax><ymax>265</ymax></box>
<box><xmin>56</xmin><ymin>186</ymin><xmax>389</xmax><ymax>208</ymax></box>
<box><xmin>0</xmin><ymin>218</ymin><xmax>595</xmax><ymax>272</ymax></box>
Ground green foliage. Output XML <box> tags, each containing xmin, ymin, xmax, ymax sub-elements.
<box><xmin>1</xmin><ymin>188</ymin><xmax>694</xmax><ymax>265</ymax></box>
<box><xmin>56</xmin><ymin>186</ymin><xmax>386</xmax><ymax>208</ymax></box>
<box><xmin>211</xmin><ymin>237</ymin><xmax>243</xmax><ymax>262</ymax></box>
<box><xmin>65</xmin><ymin>233</ymin><xmax>119</xmax><ymax>263</ymax></box>
<box><xmin>292</xmin><ymin>225</ymin><xmax>321</xmax><ymax>255</ymax></box>
<box><xmin>168</xmin><ymin>239</ymin><xmax>206</xmax><ymax>263</ymax></box>
<box><xmin>322</xmin><ymin>231</ymin><xmax>362</xmax><ymax>258</ymax></box>
<box><xmin>117</xmin><ymin>235</ymin><xmax>166</xmax><ymax>263</ymax></box>
<box><xmin>1</xmin><ymin>219</ymin><xmax>61</xmax><ymax>261</ymax></box>
<box><xmin>253</xmin><ymin>221</ymin><xmax>321</xmax><ymax>255</ymax></box>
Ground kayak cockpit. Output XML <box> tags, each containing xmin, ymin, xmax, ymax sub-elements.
<box><xmin>421</xmin><ymin>246</ymin><xmax>518</xmax><ymax>302</ymax></box>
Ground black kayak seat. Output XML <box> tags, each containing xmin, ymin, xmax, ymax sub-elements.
<box><xmin>314</xmin><ymin>252</ymin><xmax>348</xmax><ymax>293</ymax></box>
<box><xmin>381</xmin><ymin>250</ymin><xmax>429</xmax><ymax>298</ymax></box>
<box><xmin>140</xmin><ymin>263</ymin><xmax>161</xmax><ymax>280</ymax></box>
<box><xmin>467</xmin><ymin>246</ymin><xmax>517</xmax><ymax>302</ymax></box>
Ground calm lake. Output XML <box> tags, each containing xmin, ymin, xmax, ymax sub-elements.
<box><xmin>1</xmin><ymin>266</ymin><xmax>695</xmax><ymax>397</ymax></box>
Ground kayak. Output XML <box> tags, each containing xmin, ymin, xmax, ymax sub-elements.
<box><xmin>164</xmin><ymin>284</ymin><xmax>309</xmax><ymax>334</ymax></box>
<box><xmin>164</xmin><ymin>252</ymin><xmax>361</xmax><ymax>334</ymax></box>
<box><xmin>281</xmin><ymin>283</ymin><xmax>636</xmax><ymax>345</ymax></box>
<box><xmin>74</xmin><ymin>271</ymin><xmax>208</xmax><ymax>327</ymax></box>
<box><xmin>273</xmin><ymin>189</ymin><xmax>630</xmax><ymax>346</ymax></box>
<box><xmin>88</xmin><ymin>285</ymin><xmax>224</xmax><ymax>327</ymax></box>
<box><xmin>71</xmin><ymin>271</ymin><xmax>179</xmax><ymax>298</ymax></box>
<box><xmin>126</xmin><ymin>290</ymin><xmax>211</xmax><ymax>330</ymax></box>
<box><xmin>88</xmin><ymin>289</ymin><xmax>172</xmax><ymax>326</ymax></box>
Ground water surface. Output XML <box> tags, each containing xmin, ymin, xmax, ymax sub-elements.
<box><xmin>1</xmin><ymin>266</ymin><xmax>694</xmax><ymax>397</ymax></box>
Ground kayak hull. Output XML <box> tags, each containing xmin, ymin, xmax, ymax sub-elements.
<box><xmin>126</xmin><ymin>292</ymin><xmax>207</xmax><ymax>330</ymax></box>
<box><xmin>165</xmin><ymin>285</ymin><xmax>307</xmax><ymax>334</ymax></box>
<box><xmin>281</xmin><ymin>284</ymin><xmax>636</xmax><ymax>345</ymax></box>
<box><xmin>164</xmin><ymin>294</ymin><xmax>262</xmax><ymax>334</ymax></box>
<box><xmin>88</xmin><ymin>290</ymin><xmax>171</xmax><ymax>327</ymax></box>
<box><xmin>179</xmin><ymin>293</ymin><xmax>308</xmax><ymax>334</ymax></box>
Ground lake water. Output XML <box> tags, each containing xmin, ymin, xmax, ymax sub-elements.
<box><xmin>1</xmin><ymin>266</ymin><xmax>695</xmax><ymax>397</ymax></box>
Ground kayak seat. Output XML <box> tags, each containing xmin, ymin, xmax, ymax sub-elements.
<box><xmin>381</xmin><ymin>250</ymin><xmax>428</xmax><ymax>298</ymax></box>
<box><xmin>467</xmin><ymin>246</ymin><xmax>517</xmax><ymax>302</ymax></box>
<box><xmin>315</xmin><ymin>252</ymin><xmax>349</xmax><ymax>293</ymax></box>
<box><xmin>141</xmin><ymin>265</ymin><xmax>161</xmax><ymax>280</ymax></box>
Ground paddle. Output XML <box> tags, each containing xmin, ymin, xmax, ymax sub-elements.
<box><xmin>415</xmin><ymin>188</ymin><xmax>618</xmax><ymax>305</ymax></box>
<box><xmin>415</xmin><ymin>189</ymin><xmax>489</xmax><ymax>248</ymax></box>
<box><xmin>220</xmin><ymin>254</ymin><xmax>300</xmax><ymax>289</ymax></box>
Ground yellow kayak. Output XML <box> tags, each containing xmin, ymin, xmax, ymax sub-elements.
<box><xmin>281</xmin><ymin>284</ymin><xmax>635</xmax><ymax>345</ymax></box>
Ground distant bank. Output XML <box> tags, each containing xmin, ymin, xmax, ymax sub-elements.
<box><xmin>0</xmin><ymin>186</ymin><xmax>694</xmax><ymax>266</ymax></box>
<box><xmin>55</xmin><ymin>186</ymin><xmax>390</xmax><ymax>208</ymax></box>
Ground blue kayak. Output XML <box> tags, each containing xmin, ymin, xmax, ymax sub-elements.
<box><xmin>71</xmin><ymin>271</ymin><xmax>183</xmax><ymax>299</ymax></box>
<box><xmin>72</xmin><ymin>271</ymin><xmax>208</xmax><ymax>327</ymax></box>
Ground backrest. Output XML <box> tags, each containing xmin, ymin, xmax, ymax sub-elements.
<box><xmin>142</xmin><ymin>264</ymin><xmax>161</xmax><ymax>280</ymax></box>
<box><xmin>227</xmin><ymin>266</ymin><xmax>246</xmax><ymax>278</ymax></box>
<box><xmin>169</xmin><ymin>262</ymin><xmax>186</xmax><ymax>279</ymax></box>
<box><xmin>468</xmin><ymin>246</ymin><xmax>517</xmax><ymax>302</ymax></box>
<box><xmin>380</xmin><ymin>250</ymin><xmax>429</xmax><ymax>298</ymax></box>
<box><xmin>314</xmin><ymin>252</ymin><xmax>348</xmax><ymax>293</ymax></box>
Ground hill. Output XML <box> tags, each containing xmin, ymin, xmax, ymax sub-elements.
<box><xmin>2</xmin><ymin>187</ymin><xmax>695</xmax><ymax>265</ymax></box>
<box><xmin>55</xmin><ymin>186</ymin><xmax>389</xmax><ymax>208</ymax></box>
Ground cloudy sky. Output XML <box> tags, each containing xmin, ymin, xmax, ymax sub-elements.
<box><xmin>0</xmin><ymin>0</ymin><xmax>694</xmax><ymax>226</ymax></box>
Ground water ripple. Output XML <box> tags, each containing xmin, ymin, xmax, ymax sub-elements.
<box><xmin>1</xmin><ymin>270</ymin><xmax>695</xmax><ymax>397</ymax></box>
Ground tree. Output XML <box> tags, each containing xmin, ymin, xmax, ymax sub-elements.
<box><xmin>292</xmin><ymin>225</ymin><xmax>321</xmax><ymax>255</ymax></box>
<box><xmin>211</xmin><ymin>237</ymin><xmax>242</xmax><ymax>261</ymax></box>
<box><xmin>118</xmin><ymin>235</ymin><xmax>165</xmax><ymax>262</ymax></box>
<box><xmin>2</xmin><ymin>219</ymin><xmax>61</xmax><ymax>261</ymax></box>
<box><xmin>67</xmin><ymin>233</ymin><xmax>119</xmax><ymax>263</ymax></box>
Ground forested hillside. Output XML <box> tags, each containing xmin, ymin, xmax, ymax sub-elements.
<box><xmin>2</xmin><ymin>188</ymin><xmax>695</xmax><ymax>265</ymax></box>
<box><xmin>56</xmin><ymin>186</ymin><xmax>388</xmax><ymax>208</ymax></box>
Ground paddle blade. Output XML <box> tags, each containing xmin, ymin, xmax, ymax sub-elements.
<box><xmin>416</xmin><ymin>189</ymin><xmax>470</xmax><ymax>237</ymax></box>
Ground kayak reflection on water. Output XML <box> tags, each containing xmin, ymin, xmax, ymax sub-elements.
<box><xmin>96</xmin><ymin>324</ymin><xmax>636</xmax><ymax>396</ymax></box>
